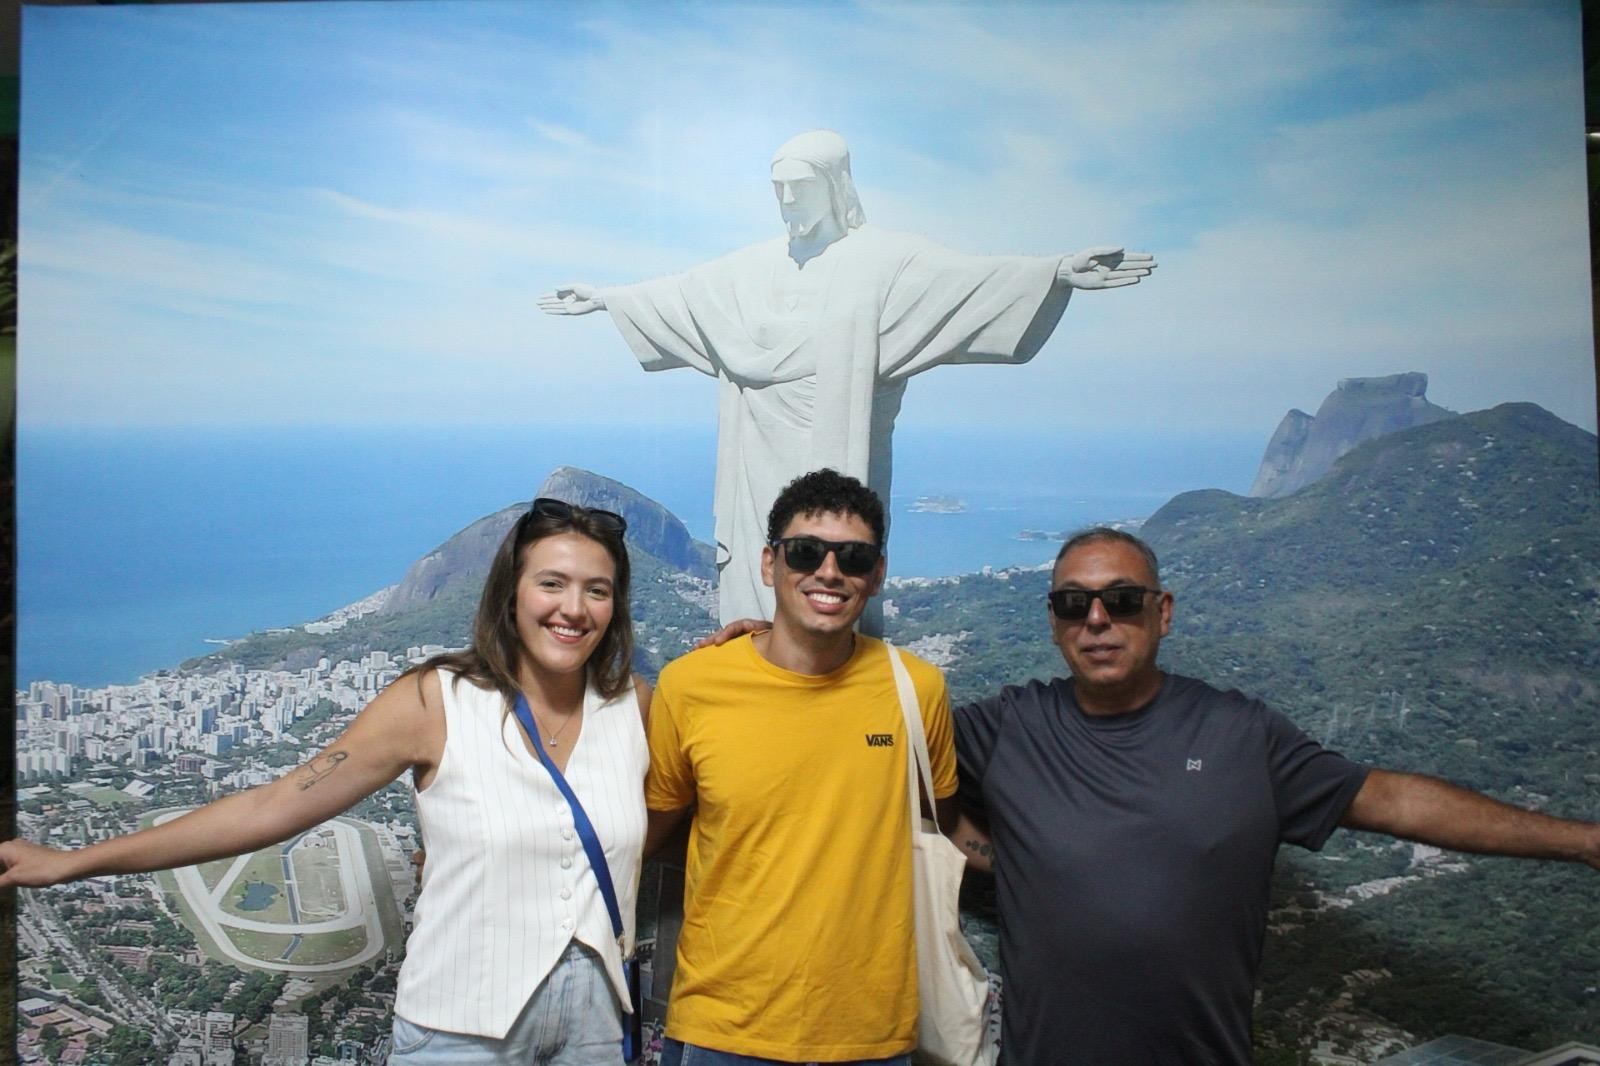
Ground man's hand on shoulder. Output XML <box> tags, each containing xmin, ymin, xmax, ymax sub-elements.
<box><xmin>694</xmin><ymin>617</ymin><xmax>770</xmax><ymax>650</ymax></box>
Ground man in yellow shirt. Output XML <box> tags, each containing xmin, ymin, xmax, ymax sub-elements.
<box><xmin>645</xmin><ymin>469</ymin><xmax>958</xmax><ymax>1065</ymax></box>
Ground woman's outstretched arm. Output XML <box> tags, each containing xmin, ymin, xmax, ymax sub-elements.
<box><xmin>0</xmin><ymin>669</ymin><xmax>444</xmax><ymax>888</ymax></box>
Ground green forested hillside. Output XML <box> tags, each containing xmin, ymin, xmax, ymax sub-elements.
<box><xmin>187</xmin><ymin>547</ymin><xmax>717</xmax><ymax>678</ymax></box>
<box><xmin>892</xmin><ymin>402</ymin><xmax>1600</xmax><ymax>1057</ymax></box>
<box><xmin>1143</xmin><ymin>402</ymin><xmax>1598</xmax><ymax>799</ymax></box>
<box><xmin>1139</xmin><ymin>403</ymin><xmax>1600</xmax><ymax>1055</ymax></box>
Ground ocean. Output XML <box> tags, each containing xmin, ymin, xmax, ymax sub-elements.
<box><xmin>17</xmin><ymin>424</ymin><xmax>1264</xmax><ymax>687</ymax></box>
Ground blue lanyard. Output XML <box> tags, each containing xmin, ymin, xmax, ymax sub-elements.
<box><xmin>511</xmin><ymin>694</ymin><xmax>625</xmax><ymax>950</ymax></box>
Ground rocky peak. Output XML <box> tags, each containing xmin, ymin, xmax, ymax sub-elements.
<box><xmin>1249</xmin><ymin>373</ymin><xmax>1455</xmax><ymax>498</ymax></box>
<box><xmin>381</xmin><ymin>467</ymin><xmax>714</xmax><ymax>615</ymax></box>
<box><xmin>538</xmin><ymin>466</ymin><xmax>713</xmax><ymax>578</ymax></box>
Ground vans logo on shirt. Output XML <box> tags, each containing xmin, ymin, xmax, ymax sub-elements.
<box><xmin>865</xmin><ymin>733</ymin><xmax>895</xmax><ymax>747</ymax></box>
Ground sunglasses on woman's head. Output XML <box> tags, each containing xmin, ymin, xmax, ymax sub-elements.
<box><xmin>529</xmin><ymin>497</ymin><xmax>628</xmax><ymax>535</ymax></box>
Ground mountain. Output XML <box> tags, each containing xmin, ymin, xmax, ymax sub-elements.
<box><xmin>380</xmin><ymin>504</ymin><xmax>523</xmax><ymax>616</ymax></box>
<box><xmin>1147</xmin><ymin>403</ymin><xmax>1599</xmax><ymax>747</ymax></box>
<box><xmin>890</xmin><ymin>402</ymin><xmax>1598</xmax><ymax>730</ymax></box>
<box><xmin>192</xmin><ymin>467</ymin><xmax>719</xmax><ymax>676</ymax></box>
<box><xmin>1249</xmin><ymin>372</ymin><xmax>1456</xmax><ymax>498</ymax></box>
<box><xmin>381</xmin><ymin>467</ymin><xmax>715</xmax><ymax>616</ymax></box>
<box><xmin>538</xmin><ymin>466</ymin><xmax>715</xmax><ymax>579</ymax></box>
<box><xmin>886</xmin><ymin>401</ymin><xmax>1600</xmax><ymax>1052</ymax></box>
<box><xmin>1140</xmin><ymin>403</ymin><xmax>1600</xmax><ymax>1048</ymax></box>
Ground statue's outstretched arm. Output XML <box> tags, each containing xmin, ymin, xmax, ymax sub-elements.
<box><xmin>1057</xmin><ymin>247</ymin><xmax>1157</xmax><ymax>290</ymax></box>
<box><xmin>536</xmin><ymin>282</ymin><xmax>607</xmax><ymax>316</ymax></box>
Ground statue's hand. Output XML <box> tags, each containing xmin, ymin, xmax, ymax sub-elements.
<box><xmin>1059</xmin><ymin>247</ymin><xmax>1157</xmax><ymax>290</ymax></box>
<box><xmin>536</xmin><ymin>283</ymin><xmax>606</xmax><ymax>316</ymax></box>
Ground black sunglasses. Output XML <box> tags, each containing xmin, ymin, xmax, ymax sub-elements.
<box><xmin>769</xmin><ymin>535</ymin><xmax>882</xmax><ymax>577</ymax></box>
<box><xmin>528</xmin><ymin>497</ymin><xmax>628</xmax><ymax>535</ymax></box>
<box><xmin>1046</xmin><ymin>585</ymin><xmax>1158</xmax><ymax>621</ymax></box>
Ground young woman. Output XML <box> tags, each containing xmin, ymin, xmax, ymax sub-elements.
<box><xmin>0</xmin><ymin>498</ymin><xmax>650</xmax><ymax>1064</ymax></box>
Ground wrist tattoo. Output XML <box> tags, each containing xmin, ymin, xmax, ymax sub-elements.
<box><xmin>297</xmin><ymin>751</ymin><xmax>348</xmax><ymax>791</ymax></box>
<box><xmin>963</xmin><ymin>837</ymin><xmax>995</xmax><ymax>859</ymax></box>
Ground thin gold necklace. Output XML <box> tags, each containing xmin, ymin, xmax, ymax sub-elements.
<box><xmin>531</xmin><ymin>704</ymin><xmax>580</xmax><ymax>748</ymax></box>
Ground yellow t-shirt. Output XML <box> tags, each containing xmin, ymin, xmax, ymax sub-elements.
<box><xmin>646</xmin><ymin>634</ymin><xmax>957</xmax><ymax>1061</ymax></box>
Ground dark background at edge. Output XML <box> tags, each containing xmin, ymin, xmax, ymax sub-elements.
<box><xmin>0</xmin><ymin>0</ymin><xmax>1596</xmax><ymax>1059</ymax></box>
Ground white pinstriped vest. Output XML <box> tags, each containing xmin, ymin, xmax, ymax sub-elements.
<box><xmin>393</xmin><ymin>669</ymin><xmax>647</xmax><ymax>1038</ymax></box>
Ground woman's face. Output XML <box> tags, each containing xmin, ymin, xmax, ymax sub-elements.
<box><xmin>512</xmin><ymin>532</ymin><xmax>617</xmax><ymax>682</ymax></box>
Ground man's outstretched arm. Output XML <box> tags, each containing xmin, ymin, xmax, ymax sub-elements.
<box><xmin>1340</xmin><ymin>768</ymin><xmax>1600</xmax><ymax>869</ymax></box>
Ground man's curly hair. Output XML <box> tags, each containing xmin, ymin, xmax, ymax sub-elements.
<box><xmin>765</xmin><ymin>468</ymin><xmax>886</xmax><ymax>546</ymax></box>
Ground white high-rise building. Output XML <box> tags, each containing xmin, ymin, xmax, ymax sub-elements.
<box><xmin>203</xmin><ymin>1010</ymin><xmax>235</xmax><ymax>1055</ymax></box>
<box><xmin>265</xmin><ymin>1013</ymin><xmax>309</xmax><ymax>1065</ymax></box>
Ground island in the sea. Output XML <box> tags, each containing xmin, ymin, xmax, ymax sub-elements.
<box><xmin>909</xmin><ymin>494</ymin><xmax>968</xmax><ymax>514</ymax></box>
<box><xmin>1018</xmin><ymin>517</ymin><xmax>1143</xmax><ymax>542</ymax></box>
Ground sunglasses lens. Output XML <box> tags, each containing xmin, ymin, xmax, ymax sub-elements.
<box><xmin>777</xmin><ymin>537</ymin><xmax>880</xmax><ymax>574</ymax></box>
<box><xmin>1050</xmin><ymin>591</ymin><xmax>1090</xmax><ymax>620</ymax></box>
<box><xmin>1049</xmin><ymin>587</ymin><xmax>1150</xmax><ymax>619</ymax></box>
<box><xmin>782</xmin><ymin>537</ymin><xmax>828</xmax><ymax>571</ymax></box>
<box><xmin>1100</xmin><ymin>589</ymin><xmax>1146</xmax><ymax>616</ymax></box>
<box><xmin>834</xmin><ymin>543</ymin><xmax>880</xmax><ymax>576</ymax></box>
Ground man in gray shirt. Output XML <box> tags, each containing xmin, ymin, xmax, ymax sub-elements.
<box><xmin>953</xmin><ymin>527</ymin><xmax>1600</xmax><ymax>1065</ymax></box>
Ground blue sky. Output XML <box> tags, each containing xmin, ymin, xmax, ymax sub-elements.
<box><xmin>19</xmin><ymin>0</ymin><xmax>1595</xmax><ymax>437</ymax></box>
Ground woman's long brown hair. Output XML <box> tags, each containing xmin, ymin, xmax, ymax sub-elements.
<box><xmin>406</xmin><ymin>502</ymin><xmax>634</xmax><ymax>712</ymax></box>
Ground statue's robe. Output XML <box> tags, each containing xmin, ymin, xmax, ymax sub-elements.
<box><xmin>604</xmin><ymin>225</ymin><xmax>1070</xmax><ymax>628</ymax></box>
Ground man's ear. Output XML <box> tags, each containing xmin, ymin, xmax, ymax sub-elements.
<box><xmin>761</xmin><ymin>544</ymin><xmax>777</xmax><ymax>589</ymax></box>
<box><xmin>865</xmin><ymin>555</ymin><xmax>887</xmax><ymax>597</ymax></box>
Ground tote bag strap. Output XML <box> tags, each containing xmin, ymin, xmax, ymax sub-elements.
<box><xmin>886</xmin><ymin>642</ymin><xmax>941</xmax><ymax>834</ymax></box>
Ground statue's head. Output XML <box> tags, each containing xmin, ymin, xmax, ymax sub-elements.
<box><xmin>770</xmin><ymin>130</ymin><xmax>865</xmax><ymax>243</ymax></box>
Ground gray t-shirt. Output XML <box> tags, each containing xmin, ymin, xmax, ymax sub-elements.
<box><xmin>955</xmin><ymin>673</ymin><xmax>1368</xmax><ymax>1065</ymax></box>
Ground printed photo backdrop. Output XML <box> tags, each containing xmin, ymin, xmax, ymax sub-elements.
<box><xmin>15</xmin><ymin>2</ymin><xmax>1597</xmax><ymax>1062</ymax></box>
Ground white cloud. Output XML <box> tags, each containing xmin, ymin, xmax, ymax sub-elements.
<box><xmin>529</xmin><ymin>120</ymin><xmax>592</xmax><ymax>150</ymax></box>
<box><xmin>18</xmin><ymin>0</ymin><xmax>1591</xmax><ymax>437</ymax></box>
<box><xmin>24</xmin><ymin>220</ymin><xmax>315</xmax><ymax>318</ymax></box>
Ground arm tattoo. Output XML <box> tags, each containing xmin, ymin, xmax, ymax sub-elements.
<box><xmin>297</xmin><ymin>751</ymin><xmax>348</xmax><ymax>791</ymax></box>
<box><xmin>963</xmin><ymin>837</ymin><xmax>995</xmax><ymax>859</ymax></box>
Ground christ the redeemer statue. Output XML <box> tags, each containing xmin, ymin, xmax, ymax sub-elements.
<box><xmin>538</xmin><ymin>129</ymin><xmax>1155</xmax><ymax>630</ymax></box>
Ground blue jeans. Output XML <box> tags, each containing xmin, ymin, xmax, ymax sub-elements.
<box><xmin>390</xmin><ymin>941</ymin><xmax>624</xmax><ymax>1064</ymax></box>
<box><xmin>659</xmin><ymin>1038</ymin><xmax>910</xmax><ymax>1066</ymax></box>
